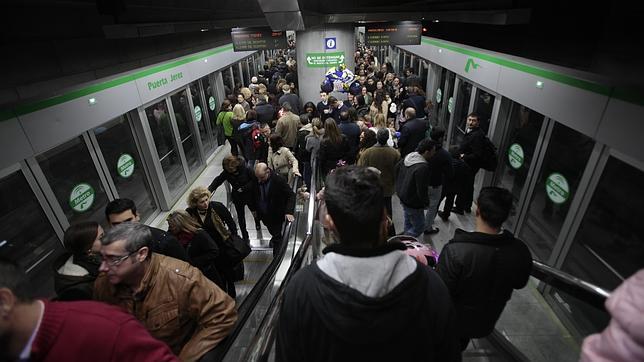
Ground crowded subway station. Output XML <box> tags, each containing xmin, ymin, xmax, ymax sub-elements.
<box><xmin>1</xmin><ymin>0</ymin><xmax>643</xmax><ymax>361</ymax></box>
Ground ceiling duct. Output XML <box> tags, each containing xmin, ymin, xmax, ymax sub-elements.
<box><xmin>257</xmin><ymin>0</ymin><xmax>305</xmax><ymax>31</ymax></box>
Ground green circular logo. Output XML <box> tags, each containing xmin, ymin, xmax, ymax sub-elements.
<box><xmin>69</xmin><ymin>183</ymin><xmax>95</xmax><ymax>213</ymax></box>
<box><xmin>508</xmin><ymin>143</ymin><xmax>524</xmax><ymax>169</ymax></box>
<box><xmin>447</xmin><ymin>97</ymin><xmax>454</xmax><ymax>114</ymax></box>
<box><xmin>436</xmin><ymin>88</ymin><xmax>443</xmax><ymax>104</ymax></box>
<box><xmin>208</xmin><ymin>96</ymin><xmax>216</xmax><ymax>111</ymax></box>
<box><xmin>546</xmin><ymin>173</ymin><xmax>570</xmax><ymax>204</ymax></box>
<box><xmin>117</xmin><ymin>153</ymin><xmax>135</xmax><ymax>178</ymax></box>
<box><xmin>194</xmin><ymin>105</ymin><xmax>202</xmax><ymax>122</ymax></box>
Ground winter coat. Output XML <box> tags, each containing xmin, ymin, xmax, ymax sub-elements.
<box><xmin>436</xmin><ymin>229</ymin><xmax>532</xmax><ymax>339</ymax></box>
<box><xmin>395</xmin><ymin>152</ymin><xmax>430</xmax><ymax>209</ymax></box>
<box><xmin>276</xmin><ymin>242</ymin><xmax>461</xmax><ymax>362</ymax></box>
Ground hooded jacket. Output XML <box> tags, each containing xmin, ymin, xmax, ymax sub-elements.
<box><xmin>395</xmin><ymin>152</ymin><xmax>430</xmax><ymax>209</ymax></box>
<box><xmin>276</xmin><ymin>242</ymin><xmax>461</xmax><ymax>361</ymax></box>
<box><xmin>436</xmin><ymin>229</ymin><xmax>532</xmax><ymax>339</ymax></box>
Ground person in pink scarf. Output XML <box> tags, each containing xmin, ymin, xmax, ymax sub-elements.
<box><xmin>580</xmin><ymin>269</ymin><xmax>644</xmax><ymax>361</ymax></box>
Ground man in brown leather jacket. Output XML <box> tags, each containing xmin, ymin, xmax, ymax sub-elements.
<box><xmin>93</xmin><ymin>223</ymin><xmax>237</xmax><ymax>361</ymax></box>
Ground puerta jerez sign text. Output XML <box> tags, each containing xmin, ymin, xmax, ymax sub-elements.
<box><xmin>231</xmin><ymin>27</ymin><xmax>288</xmax><ymax>51</ymax></box>
<box><xmin>365</xmin><ymin>21</ymin><xmax>422</xmax><ymax>46</ymax></box>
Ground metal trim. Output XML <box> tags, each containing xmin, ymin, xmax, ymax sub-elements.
<box><xmin>19</xmin><ymin>161</ymin><xmax>65</xmax><ymax>241</ymax></box>
<box><xmin>25</xmin><ymin>157</ymin><xmax>71</xmax><ymax>231</ymax></box>
<box><xmin>85</xmin><ymin>131</ymin><xmax>118</xmax><ymax>200</ymax></box>
<box><xmin>165</xmin><ymin>93</ymin><xmax>192</xmax><ymax>189</ymax></box>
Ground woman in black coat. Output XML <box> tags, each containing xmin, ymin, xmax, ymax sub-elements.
<box><xmin>318</xmin><ymin>118</ymin><xmax>350</xmax><ymax>177</ymax></box>
<box><xmin>186</xmin><ymin>186</ymin><xmax>241</xmax><ymax>298</ymax></box>
<box><xmin>166</xmin><ymin>210</ymin><xmax>223</xmax><ymax>288</ymax></box>
<box><xmin>208</xmin><ymin>154</ymin><xmax>258</xmax><ymax>239</ymax></box>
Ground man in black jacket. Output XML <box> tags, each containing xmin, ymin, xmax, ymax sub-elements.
<box><xmin>424</xmin><ymin>127</ymin><xmax>453</xmax><ymax>234</ymax></box>
<box><xmin>436</xmin><ymin>187</ymin><xmax>532</xmax><ymax>350</ymax></box>
<box><xmin>456</xmin><ymin>112</ymin><xmax>486</xmax><ymax>213</ymax></box>
<box><xmin>395</xmin><ymin>138</ymin><xmax>439</xmax><ymax>237</ymax></box>
<box><xmin>249</xmin><ymin>163</ymin><xmax>295</xmax><ymax>249</ymax></box>
<box><xmin>398</xmin><ymin>107</ymin><xmax>429</xmax><ymax>158</ymax></box>
<box><xmin>105</xmin><ymin>198</ymin><xmax>187</xmax><ymax>262</ymax></box>
<box><xmin>254</xmin><ymin>94</ymin><xmax>275</xmax><ymax>126</ymax></box>
<box><xmin>277</xmin><ymin>166</ymin><xmax>460</xmax><ymax>362</ymax></box>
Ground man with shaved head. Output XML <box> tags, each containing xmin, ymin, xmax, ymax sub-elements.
<box><xmin>250</xmin><ymin>163</ymin><xmax>296</xmax><ymax>249</ymax></box>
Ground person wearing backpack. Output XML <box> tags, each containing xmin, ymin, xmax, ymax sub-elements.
<box><xmin>456</xmin><ymin>112</ymin><xmax>489</xmax><ymax>214</ymax></box>
<box><xmin>295</xmin><ymin>114</ymin><xmax>313</xmax><ymax>190</ymax></box>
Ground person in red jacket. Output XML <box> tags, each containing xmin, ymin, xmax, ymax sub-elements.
<box><xmin>0</xmin><ymin>257</ymin><xmax>177</xmax><ymax>362</ymax></box>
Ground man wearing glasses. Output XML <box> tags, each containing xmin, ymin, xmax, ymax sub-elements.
<box><xmin>105</xmin><ymin>198</ymin><xmax>187</xmax><ymax>261</ymax></box>
<box><xmin>93</xmin><ymin>223</ymin><xmax>237</xmax><ymax>362</ymax></box>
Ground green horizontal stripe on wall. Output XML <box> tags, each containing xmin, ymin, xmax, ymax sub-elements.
<box><xmin>1</xmin><ymin>43</ymin><xmax>235</xmax><ymax>122</ymax></box>
<box><xmin>421</xmin><ymin>37</ymin><xmax>644</xmax><ymax>106</ymax></box>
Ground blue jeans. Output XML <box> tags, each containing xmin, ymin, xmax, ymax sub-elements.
<box><xmin>424</xmin><ymin>185</ymin><xmax>443</xmax><ymax>230</ymax></box>
<box><xmin>403</xmin><ymin>205</ymin><xmax>425</xmax><ymax>237</ymax></box>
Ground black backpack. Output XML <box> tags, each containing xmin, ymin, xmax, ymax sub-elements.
<box><xmin>295</xmin><ymin>128</ymin><xmax>311</xmax><ymax>162</ymax></box>
<box><xmin>480</xmin><ymin>137</ymin><xmax>498</xmax><ymax>171</ymax></box>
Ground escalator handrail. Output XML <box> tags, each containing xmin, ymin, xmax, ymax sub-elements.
<box><xmin>208</xmin><ymin>175</ymin><xmax>301</xmax><ymax>360</ymax></box>
<box><xmin>530</xmin><ymin>259</ymin><xmax>611</xmax><ymax>309</ymax></box>
<box><xmin>242</xmin><ymin>160</ymin><xmax>320</xmax><ymax>361</ymax></box>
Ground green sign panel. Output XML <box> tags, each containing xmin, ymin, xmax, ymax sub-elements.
<box><xmin>117</xmin><ymin>153</ymin><xmax>135</xmax><ymax>178</ymax></box>
<box><xmin>305</xmin><ymin>52</ymin><xmax>345</xmax><ymax>68</ymax></box>
<box><xmin>546</xmin><ymin>173</ymin><xmax>570</xmax><ymax>204</ymax></box>
<box><xmin>194</xmin><ymin>105</ymin><xmax>202</xmax><ymax>122</ymax></box>
<box><xmin>69</xmin><ymin>183</ymin><xmax>95</xmax><ymax>213</ymax></box>
<box><xmin>436</xmin><ymin>88</ymin><xmax>442</xmax><ymax>104</ymax></box>
<box><xmin>447</xmin><ymin>97</ymin><xmax>454</xmax><ymax>114</ymax></box>
<box><xmin>508</xmin><ymin>143</ymin><xmax>524</xmax><ymax>169</ymax></box>
<box><xmin>208</xmin><ymin>96</ymin><xmax>216</xmax><ymax>111</ymax></box>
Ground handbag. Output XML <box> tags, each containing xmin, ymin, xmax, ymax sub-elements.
<box><xmin>222</xmin><ymin>233</ymin><xmax>251</xmax><ymax>265</ymax></box>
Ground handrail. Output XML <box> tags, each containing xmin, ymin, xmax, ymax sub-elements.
<box><xmin>208</xmin><ymin>175</ymin><xmax>301</xmax><ymax>360</ymax></box>
<box><xmin>243</xmin><ymin>160</ymin><xmax>319</xmax><ymax>361</ymax></box>
<box><xmin>530</xmin><ymin>259</ymin><xmax>611</xmax><ymax>309</ymax></box>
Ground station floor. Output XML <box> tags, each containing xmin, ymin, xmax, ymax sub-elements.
<box><xmin>152</xmin><ymin>143</ymin><xmax>580</xmax><ymax>361</ymax></box>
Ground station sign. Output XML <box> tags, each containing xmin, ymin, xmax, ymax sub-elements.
<box><xmin>231</xmin><ymin>27</ymin><xmax>288</xmax><ymax>51</ymax></box>
<box><xmin>365</xmin><ymin>21</ymin><xmax>422</xmax><ymax>46</ymax></box>
<box><xmin>305</xmin><ymin>52</ymin><xmax>345</xmax><ymax>68</ymax></box>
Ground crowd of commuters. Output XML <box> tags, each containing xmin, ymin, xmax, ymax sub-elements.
<box><xmin>7</xmin><ymin>47</ymin><xmax>641</xmax><ymax>362</ymax></box>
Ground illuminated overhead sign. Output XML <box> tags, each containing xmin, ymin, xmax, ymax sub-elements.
<box><xmin>231</xmin><ymin>27</ymin><xmax>288</xmax><ymax>51</ymax></box>
<box><xmin>364</xmin><ymin>21</ymin><xmax>422</xmax><ymax>46</ymax></box>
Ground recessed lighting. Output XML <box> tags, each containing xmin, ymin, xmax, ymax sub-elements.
<box><xmin>536</xmin><ymin>81</ymin><xmax>544</xmax><ymax>89</ymax></box>
<box><xmin>88</xmin><ymin>97</ymin><xmax>97</xmax><ymax>105</ymax></box>
<box><xmin>433</xmin><ymin>19</ymin><xmax>440</xmax><ymax>23</ymax></box>
<box><xmin>200</xmin><ymin>28</ymin><xmax>208</xmax><ymax>32</ymax></box>
<box><xmin>204</xmin><ymin>59</ymin><xmax>208</xmax><ymax>63</ymax></box>
<box><xmin>438</xmin><ymin>49</ymin><xmax>442</xmax><ymax>53</ymax></box>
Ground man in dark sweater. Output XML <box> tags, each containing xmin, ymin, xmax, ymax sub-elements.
<box><xmin>277</xmin><ymin>166</ymin><xmax>460</xmax><ymax>362</ymax></box>
<box><xmin>437</xmin><ymin>187</ymin><xmax>532</xmax><ymax>350</ymax></box>
<box><xmin>456</xmin><ymin>112</ymin><xmax>486</xmax><ymax>213</ymax></box>
<box><xmin>0</xmin><ymin>257</ymin><xmax>177</xmax><ymax>362</ymax></box>
<box><xmin>105</xmin><ymin>199</ymin><xmax>187</xmax><ymax>262</ymax></box>
<box><xmin>398</xmin><ymin>107</ymin><xmax>429</xmax><ymax>158</ymax></box>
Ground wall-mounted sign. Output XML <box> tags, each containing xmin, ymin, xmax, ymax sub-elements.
<box><xmin>117</xmin><ymin>153</ymin><xmax>135</xmax><ymax>178</ymax></box>
<box><xmin>325</xmin><ymin>37</ymin><xmax>336</xmax><ymax>50</ymax></box>
<box><xmin>365</xmin><ymin>21</ymin><xmax>421</xmax><ymax>46</ymax></box>
<box><xmin>447</xmin><ymin>97</ymin><xmax>454</xmax><ymax>114</ymax></box>
<box><xmin>194</xmin><ymin>105</ymin><xmax>202</xmax><ymax>122</ymax></box>
<box><xmin>208</xmin><ymin>96</ymin><xmax>216</xmax><ymax>111</ymax></box>
<box><xmin>231</xmin><ymin>27</ymin><xmax>288</xmax><ymax>51</ymax></box>
<box><xmin>436</xmin><ymin>88</ymin><xmax>442</xmax><ymax>104</ymax></box>
<box><xmin>305</xmin><ymin>52</ymin><xmax>345</xmax><ymax>68</ymax></box>
<box><xmin>546</xmin><ymin>173</ymin><xmax>570</xmax><ymax>204</ymax></box>
<box><xmin>508</xmin><ymin>143</ymin><xmax>524</xmax><ymax>169</ymax></box>
<box><xmin>69</xmin><ymin>183</ymin><xmax>95</xmax><ymax>213</ymax></box>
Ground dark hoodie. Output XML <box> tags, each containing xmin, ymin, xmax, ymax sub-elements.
<box><xmin>436</xmin><ymin>229</ymin><xmax>532</xmax><ymax>339</ymax></box>
<box><xmin>277</xmin><ymin>243</ymin><xmax>461</xmax><ymax>361</ymax></box>
<box><xmin>395</xmin><ymin>152</ymin><xmax>430</xmax><ymax>209</ymax></box>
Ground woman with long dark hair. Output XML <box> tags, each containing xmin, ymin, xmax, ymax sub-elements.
<box><xmin>53</xmin><ymin>221</ymin><xmax>103</xmax><ymax>300</ymax></box>
<box><xmin>318</xmin><ymin>118</ymin><xmax>349</xmax><ymax>177</ymax></box>
<box><xmin>167</xmin><ymin>210</ymin><xmax>222</xmax><ymax>287</ymax></box>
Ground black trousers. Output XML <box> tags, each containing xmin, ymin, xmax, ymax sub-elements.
<box><xmin>232</xmin><ymin>199</ymin><xmax>249</xmax><ymax>240</ymax></box>
<box><xmin>456</xmin><ymin>167</ymin><xmax>478</xmax><ymax>211</ymax></box>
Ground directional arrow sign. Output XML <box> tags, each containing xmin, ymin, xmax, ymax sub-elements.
<box><xmin>305</xmin><ymin>51</ymin><xmax>346</xmax><ymax>68</ymax></box>
<box><xmin>465</xmin><ymin>58</ymin><xmax>481</xmax><ymax>73</ymax></box>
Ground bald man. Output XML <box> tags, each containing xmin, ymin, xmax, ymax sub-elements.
<box><xmin>250</xmin><ymin>163</ymin><xmax>296</xmax><ymax>249</ymax></box>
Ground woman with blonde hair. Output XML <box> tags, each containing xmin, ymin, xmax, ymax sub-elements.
<box><xmin>185</xmin><ymin>186</ymin><xmax>240</xmax><ymax>298</ymax></box>
<box><xmin>369</xmin><ymin>113</ymin><xmax>394</xmax><ymax>147</ymax></box>
<box><xmin>167</xmin><ymin>210</ymin><xmax>222</xmax><ymax>286</ymax></box>
<box><xmin>231</xmin><ymin>103</ymin><xmax>247</xmax><ymax>157</ymax></box>
<box><xmin>268</xmin><ymin>134</ymin><xmax>300</xmax><ymax>183</ymax></box>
